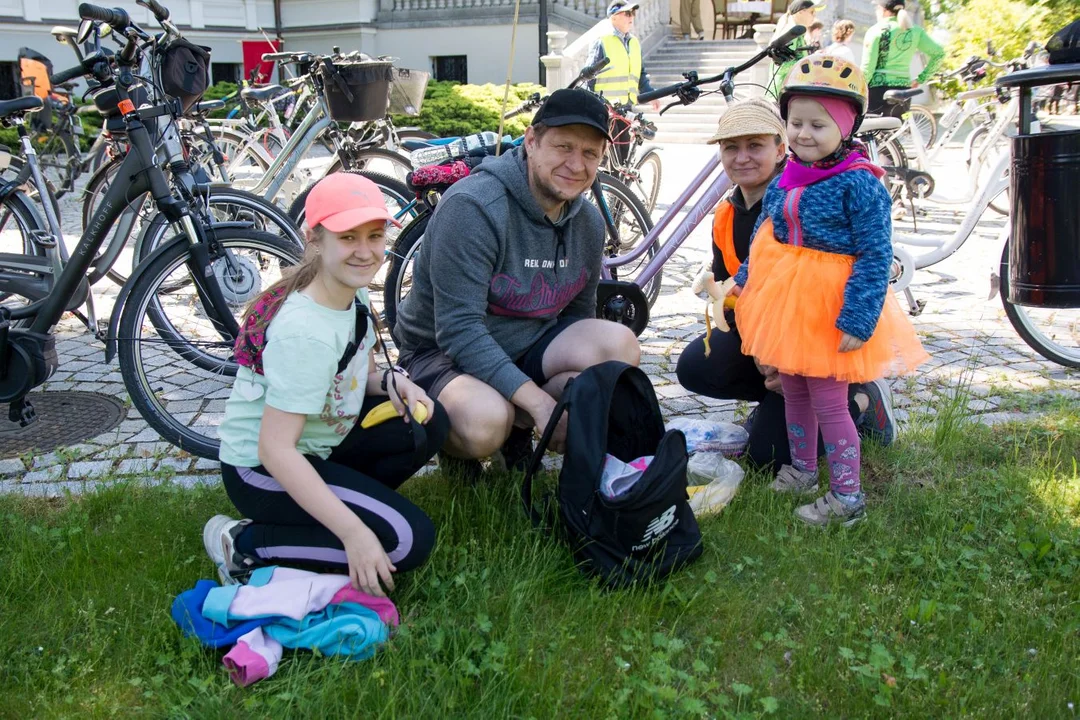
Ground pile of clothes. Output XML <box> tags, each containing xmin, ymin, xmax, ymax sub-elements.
<box><xmin>171</xmin><ymin>566</ymin><xmax>399</xmax><ymax>687</ymax></box>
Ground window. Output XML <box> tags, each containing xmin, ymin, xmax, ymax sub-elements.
<box><xmin>0</xmin><ymin>62</ymin><xmax>19</xmax><ymax>100</ymax></box>
<box><xmin>433</xmin><ymin>55</ymin><xmax>467</xmax><ymax>84</ymax></box>
<box><xmin>211</xmin><ymin>62</ymin><xmax>241</xmax><ymax>85</ymax></box>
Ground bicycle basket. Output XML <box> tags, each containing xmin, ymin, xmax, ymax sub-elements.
<box><xmin>388</xmin><ymin>67</ymin><xmax>430</xmax><ymax>116</ymax></box>
<box><xmin>318</xmin><ymin>58</ymin><xmax>393</xmax><ymax>122</ymax></box>
<box><xmin>158</xmin><ymin>38</ymin><xmax>211</xmax><ymax>114</ymax></box>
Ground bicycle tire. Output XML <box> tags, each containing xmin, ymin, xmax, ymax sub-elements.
<box><xmin>118</xmin><ymin>229</ymin><xmax>303</xmax><ymax>459</ymax></box>
<box><xmin>967</xmin><ymin>126</ymin><xmax>1010</xmax><ymax>216</ymax></box>
<box><xmin>2</xmin><ymin>155</ymin><xmax>62</xmax><ymax>228</ymax></box>
<box><xmin>591</xmin><ymin>172</ymin><xmax>661</xmax><ymax>306</ymax></box>
<box><xmin>0</xmin><ymin>189</ymin><xmax>49</xmax><ymax>320</ymax></box>
<box><xmin>382</xmin><ymin>210</ymin><xmax>430</xmax><ymax>332</ymax></box>
<box><xmin>30</xmin><ymin>130</ymin><xmax>77</xmax><ymax>198</ymax></box>
<box><xmin>874</xmin><ymin>136</ymin><xmax>908</xmax><ymax>203</ymax></box>
<box><xmin>998</xmin><ymin>241</ymin><xmax>1080</xmax><ymax>369</ymax></box>
<box><xmin>904</xmin><ymin>105</ymin><xmax>937</xmax><ymax>151</ymax></box>
<box><xmin>631</xmin><ymin>148</ymin><xmax>662</xmax><ymax>213</ymax></box>
<box><xmin>341</xmin><ymin>147</ymin><xmax>413</xmax><ymax>183</ymax></box>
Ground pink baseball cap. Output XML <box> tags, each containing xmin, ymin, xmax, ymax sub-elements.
<box><xmin>304</xmin><ymin>173</ymin><xmax>401</xmax><ymax>232</ymax></box>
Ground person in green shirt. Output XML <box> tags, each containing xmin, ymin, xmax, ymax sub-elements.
<box><xmin>862</xmin><ymin>0</ymin><xmax>945</xmax><ymax>117</ymax></box>
<box><xmin>767</xmin><ymin>0</ymin><xmax>824</xmax><ymax>98</ymax></box>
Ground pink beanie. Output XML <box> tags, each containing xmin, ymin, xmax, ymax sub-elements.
<box><xmin>791</xmin><ymin>94</ymin><xmax>858</xmax><ymax>137</ymax></box>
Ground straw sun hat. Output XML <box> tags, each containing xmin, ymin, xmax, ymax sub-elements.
<box><xmin>706</xmin><ymin>98</ymin><xmax>788</xmax><ymax>145</ymax></box>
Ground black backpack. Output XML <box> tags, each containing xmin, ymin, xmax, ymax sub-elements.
<box><xmin>521</xmin><ymin>361</ymin><xmax>703</xmax><ymax>589</ymax></box>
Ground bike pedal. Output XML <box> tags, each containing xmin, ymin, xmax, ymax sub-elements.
<box><xmin>9</xmin><ymin>397</ymin><xmax>36</xmax><ymax>427</ymax></box>
<box><xmin>30</xmin><ymin>229</ymin><xmax>56</xmax><ymax>248</ymax></box>
<box><xmin>909</xmin><ymin>299</ymin><xmax>927</xmax><ymax>317</ymax></box>
<box><xmin>95</xmin><ymin>319</ymin><xmax>110</xmax><ymax>343</ymax></box>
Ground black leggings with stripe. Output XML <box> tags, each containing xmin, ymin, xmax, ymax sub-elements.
<box><xmin>220</xmin><ymin>395</ymin><xmax>450</xmax><ymax>573</ymax></box>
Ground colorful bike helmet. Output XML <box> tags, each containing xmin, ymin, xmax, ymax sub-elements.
<box><xmin>778</xmin><ymin>56</ymin><xmax>869</xmax><ymax>132</ymax></box>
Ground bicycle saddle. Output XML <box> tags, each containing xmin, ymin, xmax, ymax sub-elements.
<box><xmin>858</xmin><ymin>115</ymin><xmax>902</xmax><ymax>132</ymax></box>
<box><xmin>956</xmin><ymin>86</ymin><xmax>996</xmax><ymax>101</ymax></box>
<box><xmin>240</xmin><ymin>84</ymin><xmax>287</xmax><ymax>103</ymax></box>
<box><xmin>400</xmin><ymin>137</ymin><xmax>457</xmax><ymax>151</ymax></box>
<box><xmin>883</xmin><ymin>88</ymin><xmax>922</xmax><ymax>102</ymax></box>
<box><xmin>0</xmin><ymin>96</ymin><xmax>44</xmax><ymax>119</ymax></box>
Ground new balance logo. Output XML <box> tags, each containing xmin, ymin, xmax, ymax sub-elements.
<box><xmin>631</xmin><ymin>505</ymin><xmax>678</xmax><ymax>552</ymax></box>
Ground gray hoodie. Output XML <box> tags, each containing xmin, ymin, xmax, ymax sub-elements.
<box><xmin>393</xmin><ymin>147</ymin><xmax>605</xmax><ymax>400</ymax></box>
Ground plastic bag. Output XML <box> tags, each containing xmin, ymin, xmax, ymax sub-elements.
<box><xmin>666</xmin><ymin>417</ymin><xmax>749</xmax><ymax>456</ymax></box>
<box><xmin>686</xmin><ymin>452</ymin><xmax>744</xmax><ymax>517</ymax></box>
<box><xmin>599</xmin><ymin>454</ymin><xmax>653</xmax><ymax>500</ymax></box>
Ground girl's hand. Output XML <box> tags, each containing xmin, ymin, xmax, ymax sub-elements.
<box><xmin>341</xmin><ymin>523</ymin><xmax>396</xmax><ymax>597</ymax></box>
<box><xmin>387</xmin><ymin>376</ymin><xmax>436</xmax><ymax>424</ymax></box>
<box><xmin>839</xmin><ymin>333</ymin><xmax>865</xmax><ymax>352</ymax></box>
<box><xmin>728</xmin><ymin>284</ymin><xmax>743</xmax><ymax>298</ymax></box>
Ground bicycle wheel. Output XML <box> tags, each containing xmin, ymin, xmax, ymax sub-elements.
<box><xmin>118</xmin><ymin>230</ymin><xmax>303</xmax><ymax>458</ymax></box>
<box><xmin>629</xmin><ymin>148</ymin><xmax>663</xmax><ymax>213</ymax></box>
<box><xmin>30</xmin><ymin>130</ymin><xmax>76</xmax><ymax>198</ymax></box>
<box><xmin>998</xmin><ymin>242</ymin><xmax>1080</xmax><ymax>369</ymax></box>
<box><xmin>967</xmin><ymin>127</ymin><xmax>1011</xmax><ymax>216</ymax></box>
<box><xmin>2</xmin><ymin>155</ymin><xmax>62</xmax><ymax>228</ymax></box>
<box><xmin>396</xmin><ymin>129</ymin><xmax>437</xmax><ymax>142</ymax></box>
<box><xmin>874</xmin><ymin>136</ymin><xmax>908</xmax><ymax>203</ymax></box>
<box><xmin>589</xmin><ymin>173</ymin><xmax>661</xmax><ymax>306</ymax></box>
<box><xmin>383</xmin><ymin>210</ymin><xmax>430</xmax><ymax>332</ymax></box>
<box><xmin>343</xmin><ymin>147</ymin><xmax>413</xmax><ymax>184</ymax></box>
<box><xmin>900</xmin><ymin>105</ymin><xmax>937</xmax><ymax>153</ymax></box>
<box><xmin>0</xmin><ymin>189</ymin><xmax>48</xmax><ymax>317</ymax></box>
<box><xmin>209</xmin><ymin>125</ymin><xmax>273</xmax><ymax>187</ymax></box>
<box><xmin>287</xmin><ymin>170</ymin><xmax>416</xmax><ymax>295</ymax></box>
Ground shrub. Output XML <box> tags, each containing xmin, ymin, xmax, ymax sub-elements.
<box><xmin>391</xmin><ymin>81</ymin><xmax>547</xmax><ymax>138</ymax></box>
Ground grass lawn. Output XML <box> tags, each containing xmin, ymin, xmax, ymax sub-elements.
<box><xmin>1</xmin><ymin>401</ymin><xmax>1078</xmax><ymax>718</ymax></box>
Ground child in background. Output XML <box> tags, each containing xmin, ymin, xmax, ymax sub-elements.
<box><xmin>205</xmin><ymin>173</ymin><xmax>450</xmax><ymax>595</ymax></box>
<box><xmin>733</xmin><ymin>57</ymin><xmax>928</xmax><ymax>525</ymax></box>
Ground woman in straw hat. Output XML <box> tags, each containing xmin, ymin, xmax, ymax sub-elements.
<box><xmin>676</xmin><ymin>98</ymin><xmax>897</xmax><ymax>477</ymax></box>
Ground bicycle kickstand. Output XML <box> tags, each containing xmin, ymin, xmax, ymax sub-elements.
<box><xmin>903</xmin><ymin>287</ymin><xmax>926</xmax><ymax>317</ymax></box>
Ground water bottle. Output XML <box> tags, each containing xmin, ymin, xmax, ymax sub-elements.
<box><xmin>409</xmin><ymin>131</ymin><xmax>500</xmax><ymax>167</ymax></box>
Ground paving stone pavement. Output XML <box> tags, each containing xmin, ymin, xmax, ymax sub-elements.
<box><xmin>2</xmin><ymin>144</ymin><xmax>1076</xmax><ymax>495</ymax></box>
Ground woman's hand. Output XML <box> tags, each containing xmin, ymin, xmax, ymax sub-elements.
<box><xmin>341</xmin><ymin>522</ymin><xmax>396</xmax><ymax>597</ymax></box>
<box><xmin>754</xmin><ymin>358</ymin><xmax>783</xmax><ymax>394</ymax></box>
<box><xmin>839</xmin><ymin>333</ymin><xmax>865</xmax><ymax>352</ymax></box>
<box><xmin>387</xmin><ymin>375</ymin><xmax>436</xmax><ymax>424</ymax></box>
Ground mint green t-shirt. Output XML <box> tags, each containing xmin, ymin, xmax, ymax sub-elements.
<box><xmin>218</xmin><ymin>289</ymin><xmax>378</xmax><ymax>468</ymax></box>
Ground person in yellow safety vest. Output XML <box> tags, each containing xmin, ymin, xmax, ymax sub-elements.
<box><xmin>585</xmin><ymin>0</ymin><xmax>661</xmax><ymax>111</ymax></box>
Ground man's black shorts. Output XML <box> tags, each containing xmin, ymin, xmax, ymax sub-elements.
<box><xmin>397</xmin><ymin>317</ymin><xmax>583</xmax><ymax>400</ymax></box>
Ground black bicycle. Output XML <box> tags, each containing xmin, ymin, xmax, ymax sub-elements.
<box><xmin>0</xmin><ymin>0</ymin><xmax>303</xmax><ymax>459</ymax></box>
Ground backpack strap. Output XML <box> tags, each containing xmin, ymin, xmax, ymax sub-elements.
<box><xmin>521</xmin><ymin>379</ymin><xmax>573</xmax><ymax>530</ymax></box>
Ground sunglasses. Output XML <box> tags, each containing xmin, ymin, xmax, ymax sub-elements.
<box><xmin>621</xmin><ymin>8</ymin><xmax>637</xmax><ymax>15</ymax></box>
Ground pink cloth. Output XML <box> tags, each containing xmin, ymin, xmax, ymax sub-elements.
<box><xmin>813</xmin><ymin>96</ymin><xmax>858</xmax><ymax>137</ymax></box>
<box><xmin>330</xmin><ymin>587</ymin><xmax>401</xmax><ymax>626</ymax></box>
<box><xmin>223</xmin><ymin>631</ymin><xmax>281</xmax><ymax>687</ymax></box>
<box><xmin>778</xmin><ymin>153</ymin><xmax>885</xmax><ymax>190</ymax></box>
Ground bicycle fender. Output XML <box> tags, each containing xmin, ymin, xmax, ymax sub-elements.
<box><xmin>104</xmin><ymin>233</ymin><xmax>192</xmax><ymax>364</ymax></box>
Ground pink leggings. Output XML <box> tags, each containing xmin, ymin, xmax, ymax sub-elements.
<box><xmin>779</xmin><ymin>373</ymin><xmax>860</xmax><ymax>494</ymax></box>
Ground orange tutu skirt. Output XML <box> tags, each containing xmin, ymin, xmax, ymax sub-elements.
<box><xmin>735</xmin><ymin>220</ymin><xmax>929</xmax><ymax>383</ymax></box>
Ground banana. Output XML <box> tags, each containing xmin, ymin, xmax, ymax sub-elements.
<box><xmin>360</xmin><ymin>400</ymin><xmax>429</xmax><ymax>429</ymax></box>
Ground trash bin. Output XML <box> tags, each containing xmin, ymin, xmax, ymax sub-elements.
<box><xmin>1009</xmin><ymin>129</ymin><xmax>1080</xmax><ymax>307</ymax></box>
<box><xmin>997</xmin><ymin>60</ymin><xmax>1080</xmax><ymax>308</ymax></box>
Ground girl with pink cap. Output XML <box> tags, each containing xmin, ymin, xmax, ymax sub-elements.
<box><xmin>731</xmin><ymin>57</ymin><xmax>928</xmax><ymax>526</ymax></box>
<box><xmin>205</xmin><ymin>172</ymin><xmax>450</xmax><ymax>597</ymax></box>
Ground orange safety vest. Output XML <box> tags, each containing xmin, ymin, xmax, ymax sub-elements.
<box><xmin>711</xmin><ymin>199</ymin><xmax>742</xmax><ymax>278</ymax></box>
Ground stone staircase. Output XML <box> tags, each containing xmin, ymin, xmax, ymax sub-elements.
<box><xmin>641</xmin><ymin>37</ymin><xmax>762</xmax><ymax>145</ymax></box>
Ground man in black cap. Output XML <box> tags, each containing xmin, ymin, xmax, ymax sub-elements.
<box><xmin>392</xmin><ymin>88</ymin><xmax>641</xmax><ymax>475</ymax></box>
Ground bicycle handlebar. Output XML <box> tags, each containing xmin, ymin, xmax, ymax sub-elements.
<box><xmin>637</xmin><ymin>25</ymin><xmax>805</xmax><ymax>105</ymax></box>
<box><xmin>49</xmin><ymin>53</ymin><xmax>109</xmax><ymax>85</ymax></box>
<box><xmin>263</xmin><ymin>51</ymin><xmax>312</xmax><ymax>63</ymax></box>
<box><xmin>79</xmin><ymin>3</ymin><xmax>130</xmax><ymax>29</ymax></box>
<box><xmin>137</xmin><ymin>0</ymin><xmax>169</xmax><ymax>20</ymax></box>
<box><xmin>574</xmin><ymin>56</ymin><xmax>611</xmax><ymax>85</ymax></box>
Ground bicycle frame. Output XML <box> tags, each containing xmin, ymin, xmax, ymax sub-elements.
<box><xmin>599</xmin><ymin>153</ymin><xmax>732</xmax><ymax>287</ymax></box>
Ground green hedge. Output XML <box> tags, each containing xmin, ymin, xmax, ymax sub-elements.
<box><xmin>391</xmin><ymin>81</ymin><xmax>546</xmax><ymax>138</ymax></box>
<box><xmin>0</xmin><ymin>97</ymin><xmax>103</xmax><ymax>152</ymax></box>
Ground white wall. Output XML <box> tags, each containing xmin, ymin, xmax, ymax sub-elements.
<box><xmin>374</xmin><ymin>24</ymin><xmax>541</xmax><ymax>84</ymax></box>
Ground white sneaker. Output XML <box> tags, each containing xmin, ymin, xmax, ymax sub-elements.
<box><xmin>769</xmin><ymin>464</ymin><xmax>819</xmax><ymax>495</ymax></box>
<box><xmin>202</xmin><ymin>514</ymin><xmax>256</xmax><ymax>585</ymax></box>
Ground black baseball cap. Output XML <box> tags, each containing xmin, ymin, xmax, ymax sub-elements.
<box><xmin>531</xmin><ymin>88</ymin><xmax>613</xmax><ymax>141</ymax></box>
<box><xmin>787</xmin><ymin>0</ymin><xmax>824</xmax><ymax>12</ymax></box>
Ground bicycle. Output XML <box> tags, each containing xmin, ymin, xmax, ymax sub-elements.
<box><xmin>0</xmin><ymin>0</ymin><xmax>304</xmax><ymax>458</ymax></box>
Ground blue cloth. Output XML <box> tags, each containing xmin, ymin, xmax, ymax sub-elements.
<box><xmin>263</xmin><ymin>602</ymin><xmax>389</xmax><ymax>661</ymax></box>
<box><xmin>170</xmin><ymin>580</ymin><xmax>271</xmax><ymax>649</ymax></box>
<box><xmin>735</xmin><ymin>169</ymin><xmax>893</xmax><ymax>342</ymax></box>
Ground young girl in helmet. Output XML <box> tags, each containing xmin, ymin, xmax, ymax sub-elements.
<box><xmin>732</xmin><ymin>56</ymin><xmax>927</xmax><ymax>526</ymax></box>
